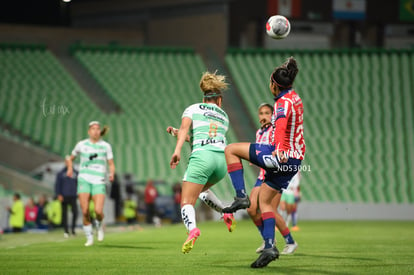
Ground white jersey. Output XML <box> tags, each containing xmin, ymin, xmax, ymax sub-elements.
<box><xmin>182</xmin><ymin>103</ymin><xmax>229</xmax><ymax>153</ymax></box>
<box><xmin>71</xmin><ymin>139</ymin><xmax>113</xmax><ymax>184</ymax></box>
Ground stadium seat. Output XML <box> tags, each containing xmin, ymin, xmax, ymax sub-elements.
<box><xmin>226</xmin><ymin>48</ymin><xmax>414</xmax><ymax>204</ymax></box>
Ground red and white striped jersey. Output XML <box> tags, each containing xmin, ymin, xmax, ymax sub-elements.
<box><xmin>255</xmin><ymin>125</ymin><xmax>273</xmax><ymax>180</ymax></box>
<box><xmin>255</xmin><ymin>124</ymin><xmax>273</xmax><ymax>144</ymax></box>
<box><xmin>271</xmin><ymin>89</ymin><xmax>306</xmax><ymax>160</ymax></box>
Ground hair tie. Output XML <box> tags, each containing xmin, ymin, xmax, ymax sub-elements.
<box><xmin>204</xmin><ymin>90</ymin><xmax>222</xmax><ymax>98</ymax></box>
<box><xmin>271</xmin><ymin>74</ymin><xmax>291</xmax><ymax>88</ymax></box>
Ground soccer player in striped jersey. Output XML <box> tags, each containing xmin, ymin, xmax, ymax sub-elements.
<box><xmin>248</xmin><ymin>103</ymin><xmax>276</xmax><ymax>249</ymax></box>
<box><xmin>169</xmin><ymin>71</ymin><xmax>235</xmax><ymax>254</ymax></box>
<box><xmin>66</xmin><ymin>121</ymin><xmax>115</xmax><ymax>247</ymax></box>
<box><xmin>223</xmin><ymin>57</ymin><xmax>305</xmax><ymax>268</ymax></box>
<box><xmin>248</xmin><ymin>104</ymin><xmax>298</xmax><ymax>255</ymax></box>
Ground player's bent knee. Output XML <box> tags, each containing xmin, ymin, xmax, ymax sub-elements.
<box><xmin>224</xmin><ymin>144</ymin><xmax>234</xmax><ymax>155</ymax></box>
<box><xmin>95</xmin><ymin>210</ymin><xmax>104</xmax><ymax>217</ymax></box>
<box><xmin>246</xmin><ymin>207</ymin><xmax>256</xmax><ymax>217</ymax></box>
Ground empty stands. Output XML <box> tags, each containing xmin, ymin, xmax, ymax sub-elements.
<box><xmin>226</xmin><ymin>48</ymin><xmax>414</xmax><ymax>203</ymax></box>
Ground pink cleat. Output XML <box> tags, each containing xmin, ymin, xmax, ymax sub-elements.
<box><xmin>182</xmin><ymin>228</ymin><xmax>201</xmax><ymax>254</ymax></box>
<box><xmin>222</xmin><ymin>213</ymin><xmax>236</xmax><ymax>232</ymax></box>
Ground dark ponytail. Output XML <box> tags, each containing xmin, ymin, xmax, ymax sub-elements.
<box><xmin>284</xmin><ymin>57</ymin><xmax>298</xmax><ymax>81</ymax></box>
<box><xmin>100</xmin><ymin>125</ymin><xmax>109</xmax><ymax>137</ymax></box>
<box><xmin>271</xmin><ymin>56</ymin><xmax>298</xmax><ymax>89</ymax></box>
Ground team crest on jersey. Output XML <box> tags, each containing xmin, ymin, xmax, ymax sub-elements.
<box><xmin>276</xmin><ymin>107</ymin><xmax>285</xmax><ymax>118</ymax></box>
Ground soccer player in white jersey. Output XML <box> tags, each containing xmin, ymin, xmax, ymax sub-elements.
<box><xmin>66</xmin><ymin>121</ymin><xmax>115</xmax><ymax>247</ymax></box>
<box><xmin>170</xmin><ymin>71</ymin><xmax>235</xmax><ymax>254</ymax></box>
<box><xmin>166</xmin><ymin>127</ymin><xmax>235</xmax><ymax>233</ymax></box>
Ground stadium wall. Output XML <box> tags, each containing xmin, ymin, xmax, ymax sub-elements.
<box><xmin>0</xmin><ymin>166</ymin><xmax>53</xmax><ymax>197</ymax></box>
<box><xmin>70</xmin><ymin>0</ymin><xmax>229</xmax><ymax>57</ymax></box>
<box><xmin>299</xmin><ymin>202</ymin><xmax>414</xmax><ymax>221</ymax></box>
<box><xmin>0</xmin><ymin>135</ymin><xmax>61</xmax><ymax>172</ymax></box>
<box><xmin>0</xmin><ymin>24</ymin><xmax>145</xmax><ymax>55</ymax></box>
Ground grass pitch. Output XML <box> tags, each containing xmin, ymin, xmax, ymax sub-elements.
<box><xmin>1</xmin><ymin>220</ymin><xmax>413</xmax><ymax>274</ymax></box>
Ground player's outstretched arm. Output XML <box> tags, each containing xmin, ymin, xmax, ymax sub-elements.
<box><xmin>166</xmin><ymin>126</ymin><xmax>190</xmax><ymax>142</ymax></box>
<box><xmin>170</xmin><ymin>118</ymin><xmax>192</xmax><ymax>169</ymax></box>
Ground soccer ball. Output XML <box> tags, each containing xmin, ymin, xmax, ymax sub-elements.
<box><xmin>266</xmin><ymin>15</ymin><xmax>291</xmax><ymax>39</ymax></box>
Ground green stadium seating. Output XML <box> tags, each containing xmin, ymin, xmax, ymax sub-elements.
<box><xmin>73</xmin><ymin>45</ymin><xmax>256</xmax><ymax>199</ymax></box>
<box><xmin>0</xmin><ymin>44</ymin><xmax>256</xmax><ymax>201</ymax></box>
<box><xmin>226</xmin><ymin>49</ymin><xmax>414</xmax><ymax>204</ymax></box>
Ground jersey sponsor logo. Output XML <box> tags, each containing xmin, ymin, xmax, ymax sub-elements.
<box><xmin>199</xmin><ymin>104</ymin><xmax>226</xmax><ymax>117</ymax></box>
<box><xmin>89</xmin><ymin>153</ymin><xmax>98</xmax><ymax>160</ymax></box>
<box><xmin>203</xmin><ymin>111</ymin><xmax>225</xmax><ymax>123</ymax></box>
<box><xmin>201</xmin><ymin>138</ymin><xmax>225</xmax><ymax>146</ymax></box>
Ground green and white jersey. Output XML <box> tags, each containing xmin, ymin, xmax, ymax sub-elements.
<box><xmin>182</xmin><ymin>103</ymin><xmax>229</xmax><ymax>153</ymax></box>
<box><xmin>71</xmin><ymin>139</ymin><xmax>113</xmax><ymax>184</ymax></box>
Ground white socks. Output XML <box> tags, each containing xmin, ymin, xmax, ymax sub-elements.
<box><xmin>199</xmin><ymin>190</ymin><xmax>225</xmax><ymax>213</ymax></box>
<box><xmin>94</xmin><ymin>219</ymin><xmax>102</xmax><ymax>230</ymax></box>
<box><xmin>83</xmin><ymin>224</ymin><xmax>93</xmax><ymax>238</ymax></box>
<box><xmin>181</xmin><ymin>204</ymin><xmax>196</xmax><ymax>232</ymax></box>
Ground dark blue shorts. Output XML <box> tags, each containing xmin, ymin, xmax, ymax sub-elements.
<box><xmin>254</xmin><ymin>178</ymin><xmax>263</xmax><ymax>187</ymax></box>
<box><xmin>249</xmin><ymin>143</ymin><xmax>301</xmax><ymax>192</ymax></box>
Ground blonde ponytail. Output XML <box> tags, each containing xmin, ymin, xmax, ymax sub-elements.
<box><xmin>199</xmin><ymin>71</ymin><xmax>228</xmax><ymax>94</ymax></box>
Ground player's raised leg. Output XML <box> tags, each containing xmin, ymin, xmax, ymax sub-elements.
<box><xmin>222</xmin><ymin>143</ymin><xmax>252</xmax><ymax>213</ymax></box>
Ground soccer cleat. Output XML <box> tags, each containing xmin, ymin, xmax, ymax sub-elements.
<box><xmin>97</xmin><ymin>227</ymin><xmax>104</xmax><ymax>242</ymax></box>
<box><xmin>281</xmin><ymin>242</ymin><xmax>298</xmax><ymax>255</ymax></box>
<box><xmin>222</xmin><ymin>213</ymin><xmax>236</xmax><ymax>232</ymax></box>
<box><xmin>256</xmin><ymin>241</ymin><xmax>265</xmax><ymax>254</ymax></box>
<box><xmin>84</xmin><ymin>237</ymin><xmax>94</xmax><ymax>247</ymax></box>
<box><xmin>182</xmin><ymin>228</ymin><xmax>201</xmax><ymax>254</ymax></box>
<box><xmin>222</xmin><ymin>196</ymin><xmax>251</xmax><ymax>213</ymax></box>
<box><xmin>256</xmin><ymin>241</ymin><xmax>277</xmax><ymax>253</ymax></box>
<box><xmin>251</xmin><ymin>246</ymin><xmax>279</xmax><ymax>268</ymax></box>
<box><xmin>64</xmin><ymin>233</ymin><xmax>69</xmax><ymax>239</ymax></box>
<box><xmin>291</xmin><ymin>225</ymin><xmax>300</xmax><ymax>232</ymax></box>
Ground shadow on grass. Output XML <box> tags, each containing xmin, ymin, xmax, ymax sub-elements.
<box><xmin>208</xmin><ymin>262</ymin><xmax>356</xmax><ymax>275</ymax></box>
<box><xmin>293</xmin><ymin>253</ymin><xmax>379</xmax><ymax>262</ymax></box>
<box><xmin>265</xmin><ymin>266</ymin><xmax>355</xmax><ymax>275</ymax></box>
<box><xmin>101</xmin><ymin>244</ymin><xmax>155</xmax><ymax>250</ymax></box>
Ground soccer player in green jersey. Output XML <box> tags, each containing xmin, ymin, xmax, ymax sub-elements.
<box><xmin>67</xmin><ymin>121</ymin><xmax>115</xmax><ymax>246</ymax></box>
<box><xmin>170</xmin><ymin>71</ymin><xmax>235</xmax><ymax>254</ymax></box>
